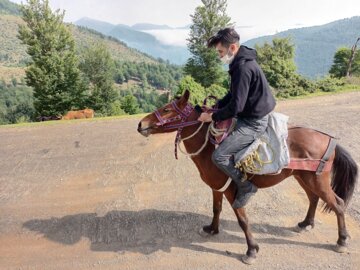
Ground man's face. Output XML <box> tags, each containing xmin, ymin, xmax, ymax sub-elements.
<box><xmin>214</xmin><ymin>43</ymin><xmax>236</xmax><ymax>58</ymax></box>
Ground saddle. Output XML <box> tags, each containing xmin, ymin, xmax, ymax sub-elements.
<box><xmin>233</xmin><ymin>112</ymin><xmax>290</xmax><ymax>177</ymax></box>
<box><xmin>213</xmin><ymin>113</ymin><xmax>336</xmax><ymax>179</ymax></box>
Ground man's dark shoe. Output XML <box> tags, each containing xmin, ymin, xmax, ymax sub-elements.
<box><xmin>232</xmin><ymin>180</ymin><xmax>258</xmax><ymax>209</ymax></box>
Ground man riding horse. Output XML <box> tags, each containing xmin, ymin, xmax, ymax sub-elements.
<box><xmin>197</xmin><ymin>28</ymin><xmax>276</xmax><ymax>209</ymax></box>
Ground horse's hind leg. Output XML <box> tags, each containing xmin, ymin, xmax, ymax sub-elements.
<box><xmin>301</xmin><ymin>171</ymin><xmax>349</xmax><ymax>252</ymax></box>
<box><xmin>331</xmin><ymin>193</ymin><xmax>350</xmax><ymax>253</ymax></box>
<box><xmin>294</xmin><ymin>174</ymin><xmax>319</xmax><ymax>231</ymax></box>
<box><xmin>201</xmin><ymin>190</ymin><xmax>223</xmax><ymax>235</ymax></box>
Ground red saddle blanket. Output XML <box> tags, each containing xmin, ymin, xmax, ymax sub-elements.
<box><xmin>286</xmin><ymin>158</ymin><xmax>333</xmax><ymax>172</ymax></box>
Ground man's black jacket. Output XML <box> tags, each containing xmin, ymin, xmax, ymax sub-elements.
<box><xmin>212</xmin><ymin>45</ymin><xmax>276</xmax><ymax>122</ymax></box>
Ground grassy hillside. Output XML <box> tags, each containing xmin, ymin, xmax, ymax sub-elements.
<box><xmin>0</xmin><ymin>14</ymin><xmax>28</xmax><ymax>67</ymax></box>
<box><xmin>0</xmin><ymin>0</ymin><xmax>161</xmax><ymax>72</ymax></box>
<box><xmin>244</xmin><ymin>17</ymin><xmax>360</xmax><ymax>78</ymax></box>
<box><xmin>0</xmin><ymin>0</ymin><xmax>20</xmax><ymax>15</ymax></box>
<box><xmin>71</xmin><ymin>26</ymin><xmax>158</xmax><ymax>64</ymax></box>
<box><xmin>0</xmin><ymin>13</ymin><xmax>159</xmax><ymax>82</ymax></box>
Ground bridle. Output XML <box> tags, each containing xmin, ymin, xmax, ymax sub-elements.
<box><xmin>154</xmin><ymin>100</ymin><xmax>200</xmax><ymax>159</ymax></box>
<box><xmin>153</xmin><ymin>96</ymin><xmax>221</xmax><ymax>159</ymax></box>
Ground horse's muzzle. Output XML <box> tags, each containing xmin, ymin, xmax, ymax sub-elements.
<box><xmin>137</xmin><ymin>121</ymin><xmax>152</xmax><ymax>137</ymax></box>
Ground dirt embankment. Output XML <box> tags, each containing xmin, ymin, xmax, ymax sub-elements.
<box><xmin>0</xmin><ymin>91</ymin><xmax>359</xmax><ymax>270</ymax></box>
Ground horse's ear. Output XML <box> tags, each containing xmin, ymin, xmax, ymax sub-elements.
<box><xmin>178</xmin><ymin>89</ymin><xmax>190</xmax><ymax>105</ymax></box>
<box><xmin>183</xmin><ymin>89</ymin><xmax>190</xmax><ymax>102</ymax></box>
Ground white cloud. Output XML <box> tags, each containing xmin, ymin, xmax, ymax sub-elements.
<box><xmin>142</xmin><ymin>29</ymin><xmax>190</xmax><ymax>47</ymax></box>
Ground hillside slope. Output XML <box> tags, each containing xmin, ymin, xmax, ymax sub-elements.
<box><xmin>0</xmin><ymin>0</ymin><xmax>19</xmax><ymax>15</ymax></box>
<box><xmin>244</xmin><ymin>17</ymin><xmax>360</xmax><ymax>78</ymax></box>
<box><xmin>0</xmin><ymin>14</ymin><xmax>157</xmax><ymax>69</ymax></box>
<box><xmin>76</xmin><ymin>17</ymin><xmax>190</xmax><ymax>65</ymax></box>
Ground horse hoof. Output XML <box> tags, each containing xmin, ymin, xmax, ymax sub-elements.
<box><xmin>334</xmin><ymin>244</ymin><xmax>348</xmax><ymax>253</ymax></box>
<box><xmin>198</xmin><ymin>228</ymin><xmax>216</xmax><ymax>237</ymax></box>
<box><xmin>294</xmin><ymin>225</ymin><xmax>312</xmax><ymax>233</ymax></box>
<box><xmin>241</xmin><ymin>255</ymin><xmax>256</xmax><ymax>265</ymax></box>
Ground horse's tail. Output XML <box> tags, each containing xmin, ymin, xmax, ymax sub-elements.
<box><xmin>324</xmin><ymin>144</ymin><xmax>358</xmax><ymax>212</ymax></box>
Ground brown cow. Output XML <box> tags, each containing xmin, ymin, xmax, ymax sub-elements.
<box><xmin>62</xmin><ymin>109</ymin><xmax>94</xmax><ymax>120</ymax></box>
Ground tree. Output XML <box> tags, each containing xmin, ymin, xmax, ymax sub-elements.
<box><xmin>205</xmin><ymin>83</ymin><xmax>228</xmax><ymax>106</ymax></box>
<box><xmin>79</xmin><ymin>43</ymin><xmax>117</xmax><ymax>115</ymax></box>
<box><xmin>18</xmin><ymin>0</ymin><xmax>84</xmax><ymax>117</ymax></box>
<box><xmin>255</xmin><ymin>37</ymin><xmax>315</xmax><ymax>97</ymax></box>
<box><xmin>346</xmin><ymin>37</ymin><xmax>360</xmax><ymax>77</ymax></box>
<box><xmin>255</xmin><ymin>37</ymin><xmax>298</xmax><ymax>89</ymax></box>
<box><xmin>176</xmin><ymin>75</ymin><xmax>206</xmax><ymax>105</ymax></box>
<box><xmin>329</xmin><ymin>47</ymin><xmax>360</xmax><ymax>78</ymax></box>
<box><xmin>184</xmin><ymin>0</ymin><xmax>231</xmax><ymax>87</ymax></box>
<box><xmin>121</xmin><ymin>95</ymin><xmax>139</xmax><ymax>115</ymax></box>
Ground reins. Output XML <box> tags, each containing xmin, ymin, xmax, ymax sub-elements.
<box><xmin>153</xmin><ymin>96</ymin><xmax>227</xmax><ymax>159</ymax></box>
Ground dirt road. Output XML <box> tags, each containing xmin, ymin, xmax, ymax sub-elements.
<box><xmin>0</xmin><ymin>91</ymin><xmax>359</xmax><ymax>270</ymax></box>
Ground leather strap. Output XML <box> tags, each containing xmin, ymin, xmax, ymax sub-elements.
<box><xmin>316</xmin><ymin>137</ymin><xmax>337</xmax><ymax>175</ymax></box>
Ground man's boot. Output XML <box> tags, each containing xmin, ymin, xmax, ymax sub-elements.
<box><xmin>232</xmin><ymin>180</ymin><xmax>258</xmax><ymax>209</ymax></box>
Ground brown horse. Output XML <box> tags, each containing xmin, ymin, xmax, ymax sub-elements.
<box><xmin>137</xmin><ymin>90</ymin><xmax>358</xmax><ymax>264</ymax></box>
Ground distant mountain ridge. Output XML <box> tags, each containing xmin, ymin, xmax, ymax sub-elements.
<box><xmin>75</xmin><ymin>17</ymin><xmax>190</xmax><ymax>65</ymax></box>
<box><xmin>3</xmin><ymin>0</ymin><xmax>360</xmax><ymax>77</ymax></box>
<box><xmin>77</xmin><ymin>16</ymin><xmax>360</xmax><ymax>78</ymax></box>
<box><xmin>244</xmin><ymin>16</ymin><xmax>360</xmax><ymax>78</ymax></box>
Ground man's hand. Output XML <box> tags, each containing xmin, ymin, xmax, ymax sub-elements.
<box><xmin>198</xmin><ymin>112</ymin><xmax>213</xmax><ymax>122</ymax></box>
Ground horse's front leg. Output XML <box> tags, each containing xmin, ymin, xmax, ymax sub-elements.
<box><xmin>224</xmin><ymin>183</ymin><xmax>259</xmax><ymax>265</ymax></box>
<box><xmin>201</xmin><ymin>190</ymin><xmax>223</xmax><ymax>235</ymax></box>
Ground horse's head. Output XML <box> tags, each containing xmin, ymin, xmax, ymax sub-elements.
<box><xmin>137</xmin><ymin>90</ymin><xmax>195</xmax><ymax>137</ymax></box>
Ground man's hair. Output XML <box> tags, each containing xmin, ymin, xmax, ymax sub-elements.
<box><xmin>207</xmin><ymin>28</ymin><xmax>240</xmax><ymax>48</ymax></box>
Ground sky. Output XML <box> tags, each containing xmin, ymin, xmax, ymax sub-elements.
<box><xmin>10</xmin><ymin>0</ymin><xmax>360</xmax><ymax>46</ymax></box>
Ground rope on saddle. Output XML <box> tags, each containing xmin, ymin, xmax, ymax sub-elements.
<box><xmin>234</xmin><ymin>141</ymin><xmax>275</xmax><ymax>180</ymax></box>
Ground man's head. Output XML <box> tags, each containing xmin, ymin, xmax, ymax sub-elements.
<box><xmin>207</xmin><ymin>28</ymin><xmax>240</xmax><ymax>64</ymax></box>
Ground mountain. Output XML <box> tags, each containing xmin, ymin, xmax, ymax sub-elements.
<box><xmin>0</xmin><ymin>14</ymin><xmax>157</xmax><ymax>68</ymax></box>
<box><xmin>244</xmin><ymin>16</ymin><xmax>360</xmax><ymax>78</ymax></box>
<box><xmin>0</xmin><ymin>0</ymin><xmax>20</xmax><ymax>15</ymax></box>
<box><xmin>75</xmin><ymin>17</ymin><xmax>190</xmax><ymax>65</ymax></box>
<box><xmin>0</xmin><ymin>1</ymin><xmax>162</xmax><ymax>83</ymax></box>
<box><xmin>75</xmin><ymin>17</ymin><xmax>116</xmax><ymax>34</ymax></box>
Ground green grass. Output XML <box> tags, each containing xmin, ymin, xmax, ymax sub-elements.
<box><xmin>0</xmin><ymin>113</ymin><xmax>149</xmax><ymax>128</ymax></box>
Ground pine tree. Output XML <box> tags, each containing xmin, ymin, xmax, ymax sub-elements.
<box><xmin>18</xmin><ymin>0</ymin><xmax>84</xmax><ymax>116</ymax></box>
<box><xmin>184</xmin><ymin>0</ymin><xmax>231</xmax><ymax>88</ymax></box>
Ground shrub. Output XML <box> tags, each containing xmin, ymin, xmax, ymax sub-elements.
<box><xmin>316</xmin><ymin>76</ymin><xmax>346</xmax><ymax>92</ymax></box>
